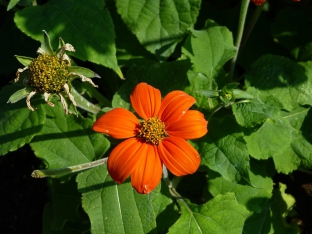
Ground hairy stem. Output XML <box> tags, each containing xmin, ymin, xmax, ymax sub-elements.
<box><xmin>228</xmin><ymin>0</ymin><xmax>250</xmax><ymax>82</ymax></box>
<box><xmin>32</xmin><ymin>158</ymin><xmax>108</xmax><ymax>178</ymax></box>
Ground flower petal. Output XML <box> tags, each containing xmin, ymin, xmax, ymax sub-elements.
<box><xmin>131</xmin><ymin>144</ymin><xmax>163</xmax><ymax>194</ymax></box>
<box><xmin>166</xmin><ymin>110</ymin><xmax>208</xmax><ymax>139</ymax></box>
<box><xmin>107</xmin><ymin>138</ymin><xmax>146</xmax><ymax>184</ymax></box>
<box><xmin>158</xmin><ymin>136</ymin><xmax>200</xmax><ymax>176</ymax></box>
<box><xmin>130</xmin><ymin>82</ymin><xmax>161</xmax><ymax>119</ymax></box>
<box><xmin>92</xmin><ymin>108</ymin><xmax>139</xmax><ymax>139</ymax></box>
<box><xmin>158</xmin><ymin>91</ymin><xmax>196</xmax><ymax>125</ymax></box>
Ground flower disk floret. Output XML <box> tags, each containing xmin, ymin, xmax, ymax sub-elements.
<box><xmin>92</xmin><ymin>82</ymin><xmax>208</xmax><ymax>194</ymax></box>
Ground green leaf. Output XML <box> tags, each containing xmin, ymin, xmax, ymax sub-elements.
<box><xmin>182</xmin><ymin>20</ymin><xmax>237</xmax><ymax>78</ymax></box>
<box><xmin>14</xmin><ymin>0</ymin><xmax>123</xmax><ymax>78</ymax></box>
<box><xmin>41</xmin><ymin>30</ymin><xmax>54</xmax><ymax>56</ymax></box>
<box><xmin>184</xmin><ymin>70</ymin><xmax>220</xmax><ymax>111</ymax></box>
<box><xmin>116</xmin><ymin>0</ymin><xmax>201</xmax><ymax>61</ymax></box>
<box><xmin>77</xmin><ymin>164</ymin><xmax>158</xmax><ymax>234</ymax></box>
<box><xmin>168</xmin><ymin>193</ymin><xmax>250</xmax><ymax>234</ymax></box>
<box><xmin>271</xmin><ymin>107</ymin><xmax>311</xmax><ymax>172</ymax></box>
<box><xmin>232</xmin><ymin>88</ymin><xmax>282</xmax><ymax>128</ymax></box>
<box><xmin>43</xmin><ymin>202</ymin><xmax>90</xmax><ymax>234</ymax></box>
<box><xmin>243</xmin><ymin>184</ymin><xmax>299</xmax><ymax>234</ymax></box>
<box><xmin>68</xmin><ymin>66</ymin><xmax>100</xmax><ymax>78</ymax></box>
<box><xmin>208</xmin><ymin>160</ymin><xmax>273</xmax><ymax>213</ymax></box>
<box><xmin>245</xmin><ymin>55</ymin><xmax>312</xmax><ymax>111</ymax></box>
<box><xmin>43</xmin><ymin>178</ymin><xmax>81</xmax><ymax>231</ymax></box>
<box><xmin>0</xmin><ymin>85</ymin><xmax>45</xmax><ymax>156</ymax></box>
<box><xmin>272</xmin><ymin>146</ymin><xmax>300</xmax><ymax>174</ymax></box>
<box><xmin>30</xmin><ymin>102</ymin><xmax>109</xmax><ymax>169</ymax></box>
<box><xmin>7</xmin><ymin>0</ymin><xmax>20</xmax><ymax>11</ymax></box>
<box><xmin>152</xmin><ymin>183</ymin><xmax>179</xmax><ymax>233</ymax></box>
<box><xmin>15</xmin><ymin>55</ymin><xmax>33</xmax><ymax>66</ymax></box>
<box><xmin>7</xmin><ymin>87</ymin><xmax>31</xmax><ymax>103</ymax></box>
<box><xmin>269</xmin><ymin>183</ymin><xmax>300</xmax><ymax>234</ymax></box>
<box><xmin>244</xmin><ymin>118</ymin><xmax>293</xmax><ymax>160</ymax></box>
<box><xmin>112</xmin><ymin>60</ymin><xmax>191</xmax><ymax>109</ymax></box>
<box><xmin>290</xmin><ymin>133</ymin><xmax>312</xmax><ymax>168</ymax></box>
<box><xmin>42</xmin><ymin>178</ymin><xmax>90</xmax><ymax>234</ymax></box>
<box><xmin>197</xmin><ymin>116</ymin><xmax>251</xmax><ymax>183</ymax></box>
<box><xmin>243</xmin><ymin>199</ymin><xmax>273</xmax><ymax>234</ymax></box>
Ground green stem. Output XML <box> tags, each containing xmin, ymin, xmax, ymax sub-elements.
<box><xmin>32</xmin><ymin>0</ymin><xmax>37</xmax><ymax>6</ymax></box>
<box><xmin>31</xmin><ymin>158</ymin><xmax>108</xmax><ymax>178</ymax></box>
<box><xmin>208</xmin><ymin>103</ymin><xmax>223</xmax><ymax>120</ymax></box>
<box><xmin>228</xmin><ymin>0</ymin><xmax>250</xmax><ymax>82</ymax></box>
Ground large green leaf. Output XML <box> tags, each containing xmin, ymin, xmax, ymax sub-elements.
<box><xmin>232</xmin><ymin>88</ymin><xmax>282</xmax><ymax>128</ymax></box>
<box><xmin>14</xmin><ymin>0</ymin><xmax>123</xmax><ymax>78</ymax></box>
<box><xmin>182</xmin><ymin>20</ymin><xmax>237</xmax><ymax>79</ymax></box>
<box><xmin>244</xmin><ymin>118</ymin><xmax>293</xmax><ymax>160</ymax></box>
<box><xmin>30</xmin><ymin>102</ymin><xmax>109</xmax><ymax>169</ymax></box>
<box><xmin>243</xmin><ymin>184</ymin><xmax>299</xmax><ymax>234</ymax></box>
<box><xmin>152</xmin><ymin>183</ymin><xmax>179</xmax><ymax>233</ymax></box>
<box><xmin>208</xmin><ymin>160</ymin><xmax>273</xmax><ymax>213</ymax></box>
<box><xmin>77</xmin><ymin>164</ymin><xmax>158</xmax><ymax>234</ymax></box>
<box><xmin>245</xmin><ymin>55</ymin><xmax>312</xmax><ymax>111</ymax></box>
<box><xmin>116</xmin><ymin>0</ymin><xmax>201</xmax><ymax>61</ymax></box>
<box><xmin>168</xmin><ymin>193</ymin><xmax>249</xmax><ymax>234</ymax></box>
<box><xmin>0</xmin><ymin>85</ymin><xmax>45</xmax><ymax>156</ymax></box>
<box><xmin>42</xmin><ymin>178</ymin><xmax>81</xmax><ymax>232</ymax></box>
<box><xmin>197</xmin><ymin>116</ymin><xmax>251</xmax><ymax>183</ymax></box>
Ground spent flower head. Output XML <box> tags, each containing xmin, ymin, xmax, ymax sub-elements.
<box><xmin>8</xmin><ymin>30</ymin><xmax>100</xmax><ymax>114</ymax></box>
<box><xmin>93</xmin><ymin>82</ymin><xmax>208</xmax><ymax>194</ymax></box>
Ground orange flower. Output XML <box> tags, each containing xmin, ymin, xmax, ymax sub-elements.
<box><xmin>93</xmin><ymin>83</ymin><xmax>208</xmax><ymax>194</ymax></box>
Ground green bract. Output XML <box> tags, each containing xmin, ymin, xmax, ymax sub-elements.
<box><xmin>8</xmin><ymin>30</ymin><xmax>100</xmax><ymax>115</ymax></box>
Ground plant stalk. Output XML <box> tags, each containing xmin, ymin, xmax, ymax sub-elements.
<box><xmin>228</xmin><ymin>0</ymin><xmax>250</xmax><ymax>82</ymax></box>
<box><xmin>31</xmin><ymin>158</ymin><xmax>108</xmax><ymax>178</ymax></box>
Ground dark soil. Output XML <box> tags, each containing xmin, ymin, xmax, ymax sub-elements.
<box><xmin>0</xmin><ymin>145</ymin><xmax>48</xmax><ymax>234</ymax></box>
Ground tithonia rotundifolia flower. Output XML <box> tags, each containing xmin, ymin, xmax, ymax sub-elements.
<box><xmin>8</xmin><ymin>30</ymin><xmax>100</xmax><ymax>114</ymax></box>
<box><xmin>93</xmin><ymin>82</ymin><xmax>208</xmax><ymax>194</ymax></box>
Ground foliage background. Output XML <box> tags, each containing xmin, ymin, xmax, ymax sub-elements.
<box><xmin>1</xmin><ymin>0</ymin><xmax>312</xmax><ymax>233</ymax></box>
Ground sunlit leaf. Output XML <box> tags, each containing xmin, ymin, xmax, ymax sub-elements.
<box><xmin>77</xmin><ymin>164</ymin><xmax>158</xmax><ymax>234</ymax></box>
<box><xmin>116</xmin><ymin>0</ymin><xmax>201</xmax><ymax>61</ymax></box>
<box><xmin>232</xmin><ymin>88</ymin><xmax>282</xmax><ymax>128</ymax></box>
<box><xmin>30</xmin><ymin>102</ymin><xmax>109</xmax><ymax>169</ymax></box>
<box><xmin>208</xmin><ymin>160</ymin><xmax>273</xmax><ymax>213</ymax></box>
<box><xmin>196</xmin><ymin>116</ymin><xmax>251</xmax><ymax>183</ymax></box>
<box><xmin>0</xmin><ymin>85</ymin><xmax>45</xmax><ymax>156</ymax></box>
<box><xmin>14</xmin><ymin>0</ymin><xmax>123</xmax><ymax>78</ymax></box>
<box><xmin>244</xmin><ymin>118</ymin><xmax>293</xmax><ymax>160</ymax></box>
<box><xmin>245</xmin><ymin>55</ymin><xmax>312</xmax><ymax>111</ymax></box>
<box><xmin>182</xmin><ymin>20</ymin><xmax>237</xmax><ymax>79</ymax></box>
<box><xmin>168</xmin><ymin>193</ymin><xmax>250</xmax><ymax>234</ymax></box>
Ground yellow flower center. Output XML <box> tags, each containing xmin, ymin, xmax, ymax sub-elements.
<box><xmin>29</xmin><ymin>54</ymin><xmax>69</xmax><ymax>93</ymax></box>
<box><xmin>137</xmin><ymin>116</ymin><xmax>168</xmax><ymax>145</ymax></box>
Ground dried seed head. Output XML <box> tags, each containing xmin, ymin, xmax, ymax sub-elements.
<box><xmin>28</xmin><ymin>54</ymin><xmax>69</xmax><ymax>93</ymax></box>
